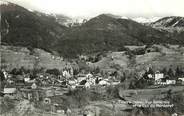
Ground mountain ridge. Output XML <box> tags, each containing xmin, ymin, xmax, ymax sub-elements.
<box><xmin>1</xmin><ymin>2</ymin><xmax>184</xmax><ymax>58</ymax></box>
<box><xmin>1</xmin><ymin>1</ymin><xmax>68</xmax><ymax>52</ymax></box>
<box><xmin>148</xmin><ymin>16</ymin><xmax>184</xmax><ymax>33</ymax></box>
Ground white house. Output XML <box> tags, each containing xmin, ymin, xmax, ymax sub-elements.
<box><xmin>148</xmin><ymin>74</ymin><xmax>153</xmax><ymax>79</ymax></box>
<box><xmin>2</xmin><ymin>70</ymin><xmax>8</xmax><ymax>79</ymax></box>
<box><xmin>155</xmin><ymin>72</ymin><xmax>164</xmax><ymax>81</ymax></box>
<box><xmin>154</xmin><ymin>72</ymin><xmax>165</xmax><ymax>85</ymax></box>
<box><xmin>99</xmin><ymin>79</ymin><xmax>110</xmax><ymax>86</ymax></box>
<box><xmin>62</xmin><ymin>70</ymin><xmax>71</xmax><ymax>79</ymax></box>
<box><xmin>86</xmin><ymin>73</ymin><xmax>93</xmax><ymax>79</ymax></box>
<box><xmin>84</xmin><ymin>82</ymin><xmax>91</xmax><ymax>88</ymax></box>
<box><xmin>178</xmin><ymin>77</ymin><xmax>184</xmax><ymax>82</ymax></box>
<box><xmin>87</xmin><ymin>78</ymin><xmax>96</xmax><ymax>85</ymax></box>
<box><xmin>166</xmin><ymin>80</ymin><xmax>176</xmax><ymax>85</ymax></box>
<box><xmin>24</xmin><ymin>77</ymin><xmax>30</xmax><ymax>82</ymax></box>
<box><xmin>77</xmin><ymin>76</ymin><xmax>87</xmax><ymax>83</ymax></box>
<box><xmin>68</xmin><ymin>79</ymin><xmax>77</xmax><ymax>85</ymax></box>
<box><xmin>111</xmin><ymin>81</ymin><xmax>120</xmax><ymax>85</ymax></box>
<box><xmin>31</xmin><ymin>83</ymin><xmax>37</xmax><ymax>89</ymax></box>
<box><xmin>3</xmin><ymin>88</ymin><xmax>17</xmax><ymax>99</ymax></box>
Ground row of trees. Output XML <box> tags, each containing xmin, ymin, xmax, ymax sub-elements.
<box><xmin>161</xmin><ymin>66</ymin><xmax>184</xmax><ymax>79</ymax></box>
<box><xmin>8</xmin><ymin>65</ymin><xmax>100</xmax><ymax>77</ymax></box>
<box><xmin>10</xmin><ymin>67</ymin><xmax>44</xmax><ymax>74</ymax></box>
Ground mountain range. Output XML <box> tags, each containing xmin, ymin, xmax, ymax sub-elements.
<box><xmin>149</xmin><ymin>16</ymin><xmax>184</xmax><ymax>32</ymax></box>
<box><xmin>1</xmin><ymin>1</ymin><xmax>184</xmax><ymax>58</ymax></box>
<box><xmin>1</xmin><ymin>1</ymin><xmax>67</xmax><ymax>52</ymax></box>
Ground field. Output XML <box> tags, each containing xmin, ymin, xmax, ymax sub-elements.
<box><xmin>0</xmin><ymin>45</ymin><xmax>70</xmax><ymax>71</ymax></box>
<box><xmin>119</xmin><ymin>85</ymin><xmax>184</xmax><ymax>101</ymax></box>
<box><xmin>87</xmin><ymin>44</ymin><xmax>184</xmax><ymax>74</ymax></box>
<box><xmin>1</xmin><ymin>44</ymin><xmax>184</xmax><ymax>73</ymax></box>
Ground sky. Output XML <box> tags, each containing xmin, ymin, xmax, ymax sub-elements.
<box><xmin>2</xmin><ymin>0</ymin><xmax>184</xmax><ymax>18</ymax></box>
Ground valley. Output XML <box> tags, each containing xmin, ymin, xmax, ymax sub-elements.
<box><xmin>1</xmin><ymin>1</ymin><xmax>184</xmax><ymax>116</ymax></box>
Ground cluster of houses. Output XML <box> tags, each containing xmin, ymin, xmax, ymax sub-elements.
<box><xmin>147</xmin><ymin>71</ymin><xmax>184</xmax><ymax>85</ymax></box>
<box><xmin>0</xmin><ymin>67</ymin><xmax>121</xmax><ymax>115</ymax></box>
<box><xmin>1</xmin><ymin>66</ymin><xmax>184</xmax><ymax>115</ymax></box>
<box><xmin>0</xmin><ymin>67</ymin><xmax>120</xmax><ymax>98</ymax></box>
<box><xmin>2</xmin><ymin>67</ymin><xmax>184</xmax><ymax>100</ymax></box>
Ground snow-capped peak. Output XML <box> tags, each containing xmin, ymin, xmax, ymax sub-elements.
<box><xmin>28</xmin><ymin>8</ymin><xmax>34</xmax><ymax>12</ymax></box>
<box><xmin>121</xmin><ymin>16</ymin><xmax>129</xmax><ymax>19</ymax></box>
<box><xmin>133</xmin><ymin>17</ymin><xmax>161</xmax><ymax>23</ymax></box>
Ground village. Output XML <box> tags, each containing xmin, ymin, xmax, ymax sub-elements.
<box><xmin>1</xmin><ymin>62</ymin><xmax>184</xmax><ymax>115</ymax></box>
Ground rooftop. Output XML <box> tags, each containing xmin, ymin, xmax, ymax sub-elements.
<box><xmin>4</xmin><ymin>88</ymin><xmax>16</xmax><ymax>94</ymax></box>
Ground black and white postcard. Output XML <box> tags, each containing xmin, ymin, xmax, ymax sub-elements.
<box><xmin>1</xmin><ymin>0</ymin><xmax>184</xmax><ymax>116</ymax></box>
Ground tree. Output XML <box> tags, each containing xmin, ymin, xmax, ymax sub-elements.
<box><xmin>73</xmin><ymin>68</ymin><xmax>79</xmax><ymax>75</ymax></box>
<box><xmin>161</xmin><ymin>67</ymin><xmax>167</xmax><ymax>75</ymax></box>
<box><xmin>120</xmin><ymin>72</ymin><xmax>126</xmax><ymax>82</ymax></box>
<box><xmin>46</xmin><ymin>68</ymin><xmax>60</xmax><ymax>76</ymax></box>
<box><xmin>147</xmin><ymin>67</ymin><xmax>154</xmax><ymax>75</ymax></box>
<box><xmin>129</xmin><ymin>81</ymin><xmax>136</xmax><ymax>89</ymax></box>
<box><xmin>175</xmin><ymin>66</ymin><xmax>182</xmax><ymax>78</ymax></box>
<box><xmin>93</xmin><ymin>66</ymin><xmax>100</xmax><ymax>74</ymax></box>
<box><xmin>0</xmin><ymin>70</ymin><xmax>5</xmax><ymax>81</ymax></box>
<box><xmin>106</xmin><ymin>85</ymin><xmax>119</xmax><ymax>98</ymax></box>
<box><xmin>168</xmin><ymin>67</ymin><xmax>175</xmax><ymax>79</ymax></box>
<box><xmin>30</xmin><ymin>68</ymin><xmax>41</xmax><ymax>79</ymax></box>
<box><xmin>134</xmin><ymin>78</ymin><xmax>153</xmax><ymax>89</ymax></box>
<box><xmin>20</xmin><ymin>66</ymin><xmax>27</xmax><ymax>75</ymax></box>
<box><xmin>10</xmin><ymin>68</ymin><xmax>22</xmax><ymax>75</ymax></box>
<box><xmin>0</xmin><ymin>70</ymin><xmax>5</xmax><ymax>94</ymax></box>
<box><xmin>143</xmin><ymin>71</ymin><xmax>149</xmax><ymax>79</ymax></box>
